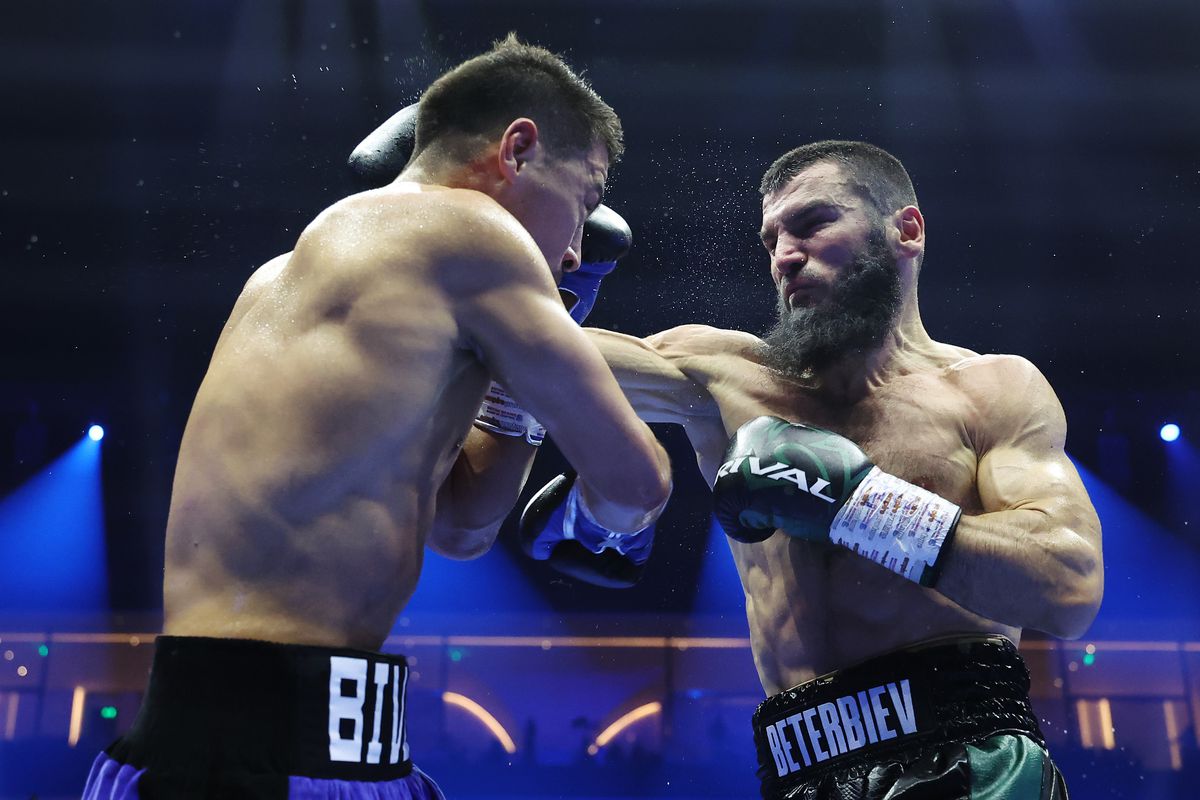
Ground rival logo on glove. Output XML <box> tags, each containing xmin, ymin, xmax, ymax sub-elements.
<box><xmin>716</xmin><ymin>457</ymin><xmax>836</xmax><ymax>504</ymax></box>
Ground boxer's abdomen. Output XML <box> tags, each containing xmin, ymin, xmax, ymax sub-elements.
<box><xmin>736</xmin><ymin>526</ymin><xmax>1018</xmax><ymax>695</ymax></box>
<box><xmin>711</xmin><ymin>349</ymin><xmax>1020</xmax><ymax>694</ymax></box>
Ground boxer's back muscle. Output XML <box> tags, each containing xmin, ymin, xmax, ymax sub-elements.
<box><xmin>164</xmin><ymin>189</ymin><xmax>491</xmax><ymax>650</ymax></box>
<box><xmin>672</xmin><ymin>328</ymin><xmax>1019</xmax><ymax>693</ymax></box>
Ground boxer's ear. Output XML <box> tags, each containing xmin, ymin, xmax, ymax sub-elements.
<box><xmin>894</xmin><ymin>205</ymin><xmax>925</xmax><ymax>261</ymax></box>
<box><xmin>498</xmin><ymin>118</ymin><xmax>540</xmax><ymax>183</ymax></box>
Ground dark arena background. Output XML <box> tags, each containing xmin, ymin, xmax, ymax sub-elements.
<box><xmin>2</xmin><ymin>2</ymin><xmax>1198</xmax><ymax>798</ymax></box>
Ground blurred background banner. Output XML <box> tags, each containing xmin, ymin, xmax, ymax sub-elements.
<box><xmin>1</xmin><ymin>1</ymin><xmax>1197</xmax><ymax>797</ymax></box>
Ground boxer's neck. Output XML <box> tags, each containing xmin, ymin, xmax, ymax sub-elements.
<box><xmin>810</xmin><ymin>295</ymin><xmax>931</xmax><ymax>402</ymax></box>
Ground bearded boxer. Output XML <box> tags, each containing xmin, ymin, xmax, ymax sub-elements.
<box><xmin>558</xmin><ymin>141</ymin><xmax>1101</xmax><ymax>797</ymax></box>
<box><xmin>82</xmin><ymin>35</ymin><xmax>671</xmax><ymax>799</ymax></box>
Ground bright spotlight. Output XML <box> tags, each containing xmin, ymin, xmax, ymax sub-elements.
<box><xmin>87</xmin><ymin>425</ymin><xmax>105</xmax><ymax>442</ymax></box>
<box><xmin>1160</xmin><ymin>423</ymin><xmax>1181</xmax><ymax>443</ymax></box>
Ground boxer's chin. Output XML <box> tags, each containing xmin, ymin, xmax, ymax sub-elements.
<box><xmin>760</xmin><ymin>234</ymin><xmax>901</xmax><ymax>379</ymax></box>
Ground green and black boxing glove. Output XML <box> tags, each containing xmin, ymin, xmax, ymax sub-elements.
<box><xmin>712</xmin><ymin>416</ymin><xmax>960</xmax><ymax>587</ymax></box>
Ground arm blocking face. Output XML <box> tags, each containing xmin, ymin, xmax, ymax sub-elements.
<box><xmin>447</xmin><ymin>213</ymin><xmax>670</xmax><ymax>532</ymax></box>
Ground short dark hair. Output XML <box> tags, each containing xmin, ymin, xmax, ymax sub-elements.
<box><xmin>759</xmin><ymin>141</ymin><xmax>917</xmax><ymax>216</ymax></box>
<box><xmin>413</xmin><ymin>34</ymin><xmax>623</xmax><ymax>164</ymax></box>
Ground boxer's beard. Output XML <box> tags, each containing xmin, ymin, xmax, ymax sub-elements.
<box><xmin>761</xmin><ymin>228</ymin><xmax>902</xmax><ymax>379</ymax></box>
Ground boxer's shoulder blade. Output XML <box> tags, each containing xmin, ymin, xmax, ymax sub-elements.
<box><xmin>279</xmin><ymin>193</ymin><xmax>456</xmax><ymax>336</ymax></box>
<box><xmin>308</xmin><ymin>187</ymin><xmax>517</xmax><ymax>262</ymax></box>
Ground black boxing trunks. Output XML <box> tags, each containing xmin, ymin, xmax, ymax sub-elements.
<box><xmin>81</xmin><ymin>636</ymin><xmax>445</xmax><ymax>800</ymax></box>
<box><xmin>752</xmin><ymin>636</ymin><xmax>1068</xmax><ymax>799</ymax></box>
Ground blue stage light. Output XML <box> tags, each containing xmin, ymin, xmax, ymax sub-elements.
<box><xmin>0</xmin><ymin>437</ymin><xmax>108</xmax><ymax>610</ymax></box>
<box><xmin>1072</xmin><ymin>458</ymin><xmax>1200</xmax><ymax>636</ymax></box>
<box><xmin>1160</xmin><ymin>423</ymin><xmax>1181</xmax><ymax>443</ymax></box>
<box><xmin>88</xmin><ymin>424</ymin><xmax>105</xmax><ymax>441</ymax></box>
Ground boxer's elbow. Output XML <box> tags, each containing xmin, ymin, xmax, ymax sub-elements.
<box><xmin>625</xmin><ymin>461</ymin><xmax>672</xmax><ymax>520</ymax></box>
<box><xmin>611</xmin><ymin>438</ymin><xmax>672</xmax><ymax>521</ymax></box>
<box><xmin>639</xmin><ymin>435</ymin><xmax>674</xmax><ymax>507</ymax></box>
<box><xmin>1044</xmin><ymin>588</ymin><xmax>1102</xmax><ymax>641</ymax></box>
<box><xmin>1040</xmin><ymin>532</ymin><xmax>1104</xmax><ymax>640</ymax></box>
<box><xmin>426</xmin><ymin>521</ymin><xmax>500</xmax><ymax>561</ymax></box>
<box><xmin>576</xmin><ymin>467</ymin><xmax>671</xmax><ymax>536</ymax></box>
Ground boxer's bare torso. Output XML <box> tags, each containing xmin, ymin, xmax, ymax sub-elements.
<box><xmin>165</xmin><ymin>185</ymin><xmax>540</xmax><ymax>650</ymax></box>
<box><xmin>592</xmin><ymin>325</ymin><xmax>1038</xmax><ymax>694</ymax></box>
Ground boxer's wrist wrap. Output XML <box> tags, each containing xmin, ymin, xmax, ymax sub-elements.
<box><xmin>752</xmin><ymin>636</ymin><xmax>1043</xmax><ymax>797</ymax></box>
<box><xmin>474</xmin><ymin>381</ymin><xmax>546</xmax><ymax>446</ymax></box>
<box><xmin>829</xmin><ymin>466</ymin><xmax>960</xmax><ymax>586</ymax></box>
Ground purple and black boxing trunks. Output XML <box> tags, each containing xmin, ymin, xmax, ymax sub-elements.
<box><xmin>752</xmin><ymin>636</ymin><xmax>1069</xmax><ymax>799</ymax></box>
<box><xmin>81</xmin><ymin>635</ymin><xmax>445</xmax><ymax>799</ymax></box>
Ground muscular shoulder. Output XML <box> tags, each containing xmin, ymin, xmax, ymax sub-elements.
<box><xmin>646</xmin><ymin>324</ymin><xmax>762</xmax><ymax>363</ymax></box>
<box><xmin>947</xmin><ymin>353</ymin><xmax>1047</xmax><ymax>398</ymax></box>
<box><xmin>946</xmin><ymin>353</ymin><xmax>1065</xmax><ymax>452</ymax></box>
<box><xmin>299</xmin><ymin>187</ymin><xmax>544</xmax><ymax>288</ymax></box>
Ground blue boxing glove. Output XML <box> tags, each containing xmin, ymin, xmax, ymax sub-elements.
<box><xmin>519</xmin><ymin>473</ymin><xmax>655</xmax><ymax>588</ymax></box>
<box><xmin>560</xmin><ymin>204</ymin><xmax>632</xmax><ymax>323</ymax></box>
<box><xmin>712</xmin><ymin>416</ymin><xmax>960</xmax><ymax>587</ymax></box>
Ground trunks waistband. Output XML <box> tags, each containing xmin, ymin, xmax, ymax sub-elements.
<box><xmin>751</xmin><ymin>636</ymin><xmax>1043</xmax><ymax>794</ymax></box>
<box><xmin>112</xmin><ymin>635</ymin><xmax>412</xmax><ymax>782</ymax></box>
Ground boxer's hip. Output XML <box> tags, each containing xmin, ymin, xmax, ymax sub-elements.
<box><xmin>81</xmin><ymin>635</ymin><xmax>443</xmax><ymax>799</ymax></box>
<box><xmin>751</xmin><ymin>635</ymin><xmax>1067</xmax><ymax>799</ymax></box>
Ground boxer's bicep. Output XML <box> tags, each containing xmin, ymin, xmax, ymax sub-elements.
<box><xmin>971</xmin><ymin>374</ymin><xmax>1103</xmax><ymax>613</ymax></box>
<box><xmin>974</xmin><ymin>363</ymin><xmax>1097</xmax><ymax>540</ymax></box>
<box><xmin>977</xmin><ymin>443</ymin><xmax>1097</xmax><ymax>544</ymax></box>
<box><xmin>585</xmin><ymin>328</ymin><xmax>716</xmax><ymax>423</ymax></box>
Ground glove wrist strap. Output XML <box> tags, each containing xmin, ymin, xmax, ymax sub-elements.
<box><xmin>474</xmin><ymin>382</ymin><xmax>546</xmax><ymax>446</ymax></box>
<box><xmin>828</xmin><ymin>466</ymin><xmax>960</xmax><ymax>586</ymax></box>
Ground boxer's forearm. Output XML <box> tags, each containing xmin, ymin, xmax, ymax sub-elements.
<box><xmin>427</xmin><ymin>426</ymin><xmax>537</xmax><ymax>559</ymax></box>
<box><xmin>934</xmin><ymin>509</ymin><xmax>1103</xmax><ymax>639</ymax></box>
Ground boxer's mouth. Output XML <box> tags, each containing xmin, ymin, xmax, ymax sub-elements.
<box><xmin>784</xmin><ymin>280</ymin><xmax>822</xmax><ymax>308</ymax></box>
